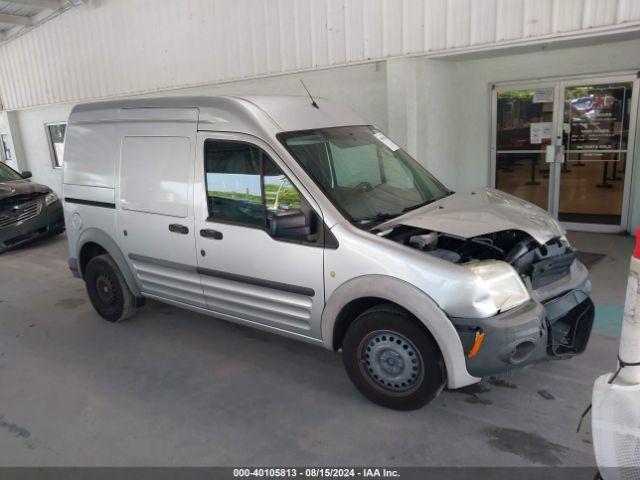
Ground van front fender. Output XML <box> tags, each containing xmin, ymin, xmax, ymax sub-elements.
<box><xmin>321</xmin><ymin>275</ymin><xmax>480</xmax><ymax>389</ymax></box>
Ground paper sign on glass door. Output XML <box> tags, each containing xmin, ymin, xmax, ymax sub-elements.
<box><xmin>530</xmin><ymin>123</ymin><xmax>542</xmax><ymax>144</ymax></box>
<box><xmin>533</xmin><ymin>88</ymin><xmax>554</xmax><ymax>103</ymax></box>
<box><xmin>530</xmin><ymin>122</ymin><xmax>553</xmax><ymax>144</ymax></box>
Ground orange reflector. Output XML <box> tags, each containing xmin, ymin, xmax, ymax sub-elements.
<box><xmin>467</xmin><ymin>332</ymin><xmax>486</xmax><ymax>359</ymax></box>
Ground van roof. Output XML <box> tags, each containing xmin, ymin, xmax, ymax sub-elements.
<box><xmin>69</xmin><ymin>95</ymin><xmax>368</xmax><ymax>133</ymax></box>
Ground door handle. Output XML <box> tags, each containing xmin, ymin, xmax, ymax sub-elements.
<box><xmin>168</xmin><ymin>224</ymin><xmax>189</xmax><ymax>235</ymax></box>
<box><xmin>200</xmin><ymin>228</ymin><xmax>223</xmax><ymax>240</ymax></box>
<box><xmin>545</xmin><ymin>144</ymin><xmax>565</xmax><ymax>164</ymax></box>
<box><xmin>545</xmin><ymin>145</ymin><xmax>555</xmax><ymax>163</ymax></box>
<box><xmin>555</xmin><ymin>144</ymin><xmax>565</xmax><ymax>164</ymax></box>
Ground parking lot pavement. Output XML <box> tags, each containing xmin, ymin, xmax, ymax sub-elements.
<box><xmin>0</xmin><ymin>232</ymin><xmax>629</xmax><ymax>467</ymax></box>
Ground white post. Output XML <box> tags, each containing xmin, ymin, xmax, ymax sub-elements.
<box><xmin>385</xmin><ymin>57</ymin><xmax>418</xmax><ymax>156</ymax></box>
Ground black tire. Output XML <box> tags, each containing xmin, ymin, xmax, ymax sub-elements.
<box><xmin>342</xmin><ymin>304</ymin><xmax>446</xmax><ymax>410</ymax></box>
<box><xmin>84</xmin><ymin>254</ymin><xmax>137</xmax><ymax>322</ymax></box>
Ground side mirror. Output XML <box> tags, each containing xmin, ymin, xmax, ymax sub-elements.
<box><xmin>21</xmin><ymin>170</ymin><xmax>32</xmax><ymax>179</ymax></box>
<box><xmin>270</xmin><ymin>210</ymin><xmax>311</xmax><ymax>239</ymax></box>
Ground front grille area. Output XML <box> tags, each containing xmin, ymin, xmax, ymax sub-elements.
<box><xmin>0</xmin><ymin>199</ymin><xmax>43</xmax><ymax>229</ymax></box>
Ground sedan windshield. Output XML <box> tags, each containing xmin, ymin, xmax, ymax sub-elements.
<box><xmin>0</xmin><ymin>162</ymin><xmax>22</xmax><ymax>182</ymax></box>
<box><xmin>279</xmin><ymin>126</ymin><xmax>450</xmax><ymax>225</ymax></box>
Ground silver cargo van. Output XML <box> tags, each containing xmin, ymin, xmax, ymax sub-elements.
<box><xmin>63</xmin><ymin>95</ymin><xmax>593</xmax><ymax>410</ymax></box>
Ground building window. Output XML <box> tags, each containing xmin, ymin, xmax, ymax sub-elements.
<box><xmin>46</xmin><ymin>122</ymin><xmax>67</xmax><ymax>168</ymax></box>
<box><xmin>1</xmin><ymin>134</ymin><xmax>12</xmax><ymax>163</ymax></box>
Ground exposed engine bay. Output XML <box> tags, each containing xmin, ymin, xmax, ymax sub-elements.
<box><xmin>377</xmin><ymin>225</ymin><xmax>592</xmax><ymax>365</ymax></box>
<box><xmin>378</xmin><ymin>225</ymin><xmax>576</xmax><ymax>290</ymax></box>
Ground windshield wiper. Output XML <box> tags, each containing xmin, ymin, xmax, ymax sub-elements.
<box><xmin>402</xmin><ymin>191</ymin><xmax>454</xmax><ymax>213</ymax></box>
<box><xmin>358</xmin><ymin>192</ymin><xmax>454</xmax><ymax>227</ymax></box>
<box><xmin>371</xmin><ymin>212</ymin><xmax>401</xmax><ymax>221</ymax></box>
<box><xmin>358</xmin><ymin>212</ymin><xmax>401</xmax><ymax>225</ymax></box>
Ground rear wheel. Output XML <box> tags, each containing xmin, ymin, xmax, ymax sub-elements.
<box><xmin>342</xmin><ymin>304</ymin><xmax>446</xmax><ymax>410</ymax></box>
<box><xmin>84</xmin><ymin>254</ymin><xmax>136</xmax><ymax>322</ymax></box>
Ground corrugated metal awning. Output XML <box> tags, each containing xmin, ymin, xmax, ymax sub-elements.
<box><xmin>0</xmin><ymin>0</ymin><xmax>71</xmax><ymax>41</ymax></box>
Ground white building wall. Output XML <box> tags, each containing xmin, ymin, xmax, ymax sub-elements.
<box><xmin>12</xmin><ymin>62</ymin><xmax>387</xmax><ymax>196</ymax></box>
<box><xmin>16</xmin><ymin>37</ymin><xmax>640</xmax><ymax>210</ymax></box>
<box><xmin>377</xmin><ymin>37</ymin><xmax>640</xmax><ymax>228</ymax></box>
<box><xmin>453</xmin><ymin>37</ymin><xmax>640</xmax><ymax>192</ymax></box>
<box><xmin>0</xmin><ymin>0</ymin><xmax>639</xmax><ymax>111</ymax></box>
<box><xmin>415</xmin><ymin>58</ymin><xmax>460</xmax><ymax>188</ymax></box>
<box><xmin>445</xmin><ymin>37</ymin><xmax>640</xmax><ymax>230</ymax></box>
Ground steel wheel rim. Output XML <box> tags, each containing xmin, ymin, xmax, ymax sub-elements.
<box><xmin>358</xmin><ymin>329</ymin><xmax>425</xmax><ymax>394</ymax></box>
<box><xmin>95</xmin><ymin>273</ymin><xmax>117</xmax><ymax>306</ymax></box>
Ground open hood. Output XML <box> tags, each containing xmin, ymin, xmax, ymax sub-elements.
<box><xmin>377</xmin><ymin>188</ymin><xmax>564</xmax><ymax>245</ymax></box>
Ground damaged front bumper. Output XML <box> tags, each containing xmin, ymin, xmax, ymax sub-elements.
<box><xmin>450</xmin><ymin>260</ymin><xmax>595</xmax><ymax>378</ymax></box>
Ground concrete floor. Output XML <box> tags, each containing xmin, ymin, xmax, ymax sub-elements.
<box><xmin>0</xmin><ymin>231</ymin><xmax>633</xmax><ymax>467</ymax></box>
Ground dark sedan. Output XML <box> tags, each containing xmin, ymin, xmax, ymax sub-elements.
<box><xmin>0</xmin><ymin>162</ymin><xmax>64</xmax><ymax>253</ymax></box>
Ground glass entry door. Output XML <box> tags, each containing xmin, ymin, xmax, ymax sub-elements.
<box><xmin>494</xmin><ymin>87</ymin><xmax>555</xmax><ymax>211</ymax></box>
<box><xmin>559</xmin><ymin>82</ymin><xmax>633</xmax><ymax>225</ymax></box>
<box><xmin>493</xmin><ymin>76</ymin><xmax>638</xmax><ymax>231</ymax></box>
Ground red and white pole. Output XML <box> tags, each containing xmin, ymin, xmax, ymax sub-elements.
<box><xmin>619</xmin><ymin>229</ymin><xmax>640</xmax><ymax>384</ymax></box>
<box><xmin>591</xmin><ymin>231</ymin><xmax>640</xmax><ymax>477</ymax></box>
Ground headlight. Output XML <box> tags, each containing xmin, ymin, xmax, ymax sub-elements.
<box><xmin>44</xmin><ymin>192</ymin><xmax>59</xmax><ymax>207</ymax></box>
<box><xmin>464</xmin><ymin>260</ymin><xmax>530</xmax><ymax>314</ymax></box>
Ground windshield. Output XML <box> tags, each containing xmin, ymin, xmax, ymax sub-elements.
<box><xmin>278</xmin><ymin>126</ymin><xmax>450</xmax><ymax>225</ymax></box>
<box><xmin>0</xmin><ymin>162</ymin><xmax>22</xmax><ymax>182</ymax></box>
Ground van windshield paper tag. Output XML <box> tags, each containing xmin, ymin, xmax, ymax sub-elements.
<box><xmin>374</xmin><ymin>132</ymin><xmax>400</xmax><ymax>151</ymax></box>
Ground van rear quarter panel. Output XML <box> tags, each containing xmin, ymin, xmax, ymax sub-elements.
<box><xmin>64</xmin><ymin>113</ymin><xmax>119</xmax><ymax>189</ymax></box>
<box><xmin>63</xmin><ymin>113</ymin><xmax>120</xmax><ymax>264</ymax></box>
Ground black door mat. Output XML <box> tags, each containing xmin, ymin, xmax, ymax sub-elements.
<box><xmin>576</xmin><ymin>251</ymin><xmax>606</xmax><ymax>269</ymax></box>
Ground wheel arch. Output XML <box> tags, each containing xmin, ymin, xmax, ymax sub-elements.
<box><xmin>331</xmin><ymin>296</ymin><xmax>405</xmax><ymax>351</ymax></box>
<box><xmin>321</xmin><ymin>275</ymin><xmax>480</xmax><ymax>389</ymax></box>
<box><xmin>76</xmin><ymin>228</ymin><xmax>141</xmax><ymax>297</ymax></box>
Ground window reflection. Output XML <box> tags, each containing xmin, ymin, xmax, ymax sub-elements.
<box><xmin>205</xmin><ymin>141</ymin><xmax>265</xmax><ymax>227</ymax></box>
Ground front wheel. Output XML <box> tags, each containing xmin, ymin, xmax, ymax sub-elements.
<box><xmin>342</xmin><ymin>304</ymin><xmax>446</xmax><ymax>410</ymax></box>
<box><xmin>84</xmin><ymin>254</ymin><xmax>137</xmax><ymax>322</ymax></box>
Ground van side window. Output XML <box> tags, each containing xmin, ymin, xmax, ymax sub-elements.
<box><xmin>204</xmin><ymin>140</ymin><xmax>319</xmax><ymax>244</ymax></box>
<box><xmin>205</xmin><ymin>141</ymin><xmax>266</xmax><ymax>227</ymax></box>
